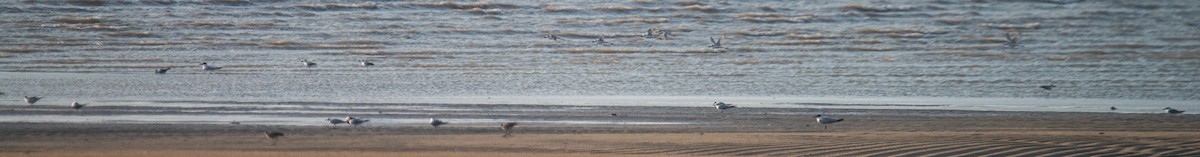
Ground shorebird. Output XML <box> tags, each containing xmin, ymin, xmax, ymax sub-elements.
<box><xmin>500</xmin><ymin>122</ymin><xmax>517</xmax><ymax>138</ymax></box>
<box><xmin>24</xmin><ymin>96</ymin><xmax>42</xmax><ymax>106</ymax></box>
<box><xmin>708</xmin><ymin>36</ymin><xmax>723</xmax><ymax>48</ymax></box>
<box><xmin>301</xmin><ymin>60</ymin><xmax>316</xmax><ymax>67</ymax></box>
<box><xmin>326</xmin><ymin>118</ymin><xmax>346</xmax><ymax>126</ymax></box>
<box><xmin>359</xmin><ymin>60</ymin><xmax>374</xmax><ymax>67</ymax></box>
<box><xmin>155</xmin><ymin>67</ymin><xmax>171</xmax><ymax>74</ymax></box>
<box><xmin>712</xmin><ymin>102</ymin><xmax>736</xmax><ymax>113</ymax></box>
<box><xmin>348</xmin><ymin>118</ymin><xmax>370</xmax><ymax>127</ymax></box>
<box><xmin>1110</xmin><ymin>106</ymin><xmax>1117</xmax><ymax>111</ymax></box>
<box><xmin>594</xmin><ymin>36</ymin><xmax>608</xmax><ymax>44</ymax></box>
<box><xmin>1004</xmin><ymin>31</ymin><xmax>1021</xmax><ymax>48</ymax></box>
<box><xmin>70</xmin><ymin>101</ymin><xmax>86</xmax><ymax>111</ymax></box>
<box><xmin>1164</xmin><ymin>107</ymin><xmax>1185</xmax><ymax>114</ymax></box>
<box><xmin>264</xmin><ymin>131</ymin><xmax>285</xmax><ymax>146</ymax></box>
<box><xmin>1039</xmin><ymin>84</ymin><xmax>1056</xmax><ymax>91</ymax></box>
<box><xmin>199</xmin><ymin>62</ymin><xmax>222</xmax><ymax>70</ymax></box>
<box><xmin>430</xmin><ymin>118</ymin><xmax>448</xmax><ymax>128</ymax></box>
<box><xmin>545</xmin><ymin>34</ymin><xmax>560</xmax><ymax>41</ymax></box>
<box><xmin>344</xmin><ymin>116</ymin><xmax>357</xmax><ymax>123</ymax></box>
<box><xmin>643</xmin><ymin>28</ymin><xmax>656</xmax><ymax>38</ymax></box>
<box><xmin>813</xmin><ymin>115</ymin><xmax>844</xmax><ymax>130</ymax></box>
<box><xmin>657</xmin><ymin>29</ymin><xmax>673</xmax><ymax>40</ymax></box>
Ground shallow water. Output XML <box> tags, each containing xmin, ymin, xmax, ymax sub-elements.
<box><xmin>1</xmin><ymin>0</ymin><xmax>1198</xmax><ymax>119</ymax></box>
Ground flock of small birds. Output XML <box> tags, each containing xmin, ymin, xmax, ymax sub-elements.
<box><xmin>150</xmin><ymin>60</ymin><xmax>377</xmax><ymax>74</ymax></box>
<box><xmin>4</xmin><ymin>30</ymin><xmax>1187</xmax><ymax>146</ymax></box>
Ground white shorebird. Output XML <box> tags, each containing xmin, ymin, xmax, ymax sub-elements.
<box><xmin>326</xmin><ymin>118</ymin><xmax>346</xmax><ymax>126</ymax></box>
<box><xmin>70</xmin><ymin>101</ymin><xmax>86</xmax><ymax>111</ymax></box>
<box><xmin>657</xmin><ymin>29</ymin><xmax>673</xmax><ymax>40</ymax></box>
<box><xmin>24</xmin><ymin>96</ymin><xmax>42</xmax><ymax>106</ymax></box>
<box><xmin>200</xmin><ymin>62</ymin><xmax>222</xmax><ymax>70</ymax></box>
<box><xmin>344</xmin><ymin>116</ymin><xmax>357</xmax><ymax>123</ymax></box>
<box><xmin>708</xmin><ymin>36</ymin><xmax>723</xmax><ymax>48</ymax></box>
<box><xmin>1004</xmin><ymin>31</ymin><xmax>1021</xmax><ymax>47</ymax></box>
<box><xmin>359</xmin><ymin>60</ymin><xmax>374</xmax><ymax>67</ymax></box>
<box><xmin>813</xmin><ymin>115</ymin><xmax>844</xmax><ymax>130</ymax></box>
<box><xmin>712</xmin><ymin>102</ymin><xmax>736</xmax><ymax>113</ymax></box>
<box><xmin>264</xmin><ymin>131</ymin><xmax>284</xmax><ymax>146</ymax></box>
<box><xmin>301</xmin><ymin>60</ymin><xmax>316</xmax><ymax>67</ymax></box>
<box><xmin>155</xmin><ymin>67</ymin><xmax>171</xmax><ymax>74</ymax></box>
<box><xmin>430</xmin><ymin>118</ymin><xmax>448</xmax><ymax>128</ymax></box>
<box><xmin>348</xmin><ymin>118</ymin><xmax>370</xmax><ymax>127</ymax></box>
<box><xmin>1165</xmin><ymin>107</ymin><xmax>1185</xmax><ymax>114</ymax></box>
<box><xmin>500</xmin><ymin>122</ymin><xmax>517</xmax><ymax>138</ymax></box>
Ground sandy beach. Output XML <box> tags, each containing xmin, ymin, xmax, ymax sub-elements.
<box><xmin>2</xmin><ymin>105</ymin><xmax>1199</xmax><ymax>157</ymax></box>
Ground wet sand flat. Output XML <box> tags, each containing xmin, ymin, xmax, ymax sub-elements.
<box><xmin>2</xmin><ymin>106</ymin><xmax>1198</xmax><ymax>157</ymax></box>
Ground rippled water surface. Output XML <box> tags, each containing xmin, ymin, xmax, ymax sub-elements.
<box><xmin>1</xmin><ymin>0</ymin><xmax>1198</xmax><ymax>114</ymax></box>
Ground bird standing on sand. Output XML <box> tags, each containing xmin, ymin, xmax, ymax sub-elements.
<box><xmin>301</xmin><ymin>60</ymin><xmax>316</xmax><ymax>67</ymax></box>
<box><xmin>359</xmin><ymin>60</ymin><xmax>374</xmax><ymax>67</ymax></box>
<box><xmin>430</xmin><ymin>118</ymin><xmax>448</xmax><ymax>128</ymax></box>
<box><xmin>155</xmin><ymin>67</ymin><xmax>171</xmax><ymax>74</ymax></box>
<box><xmin>264</xmin><ymin>131</ymin><xmax>285</xmax><ymax>146</ymax></box>
<box><xmin>1164</xmin><ymin>107</ymin><xmax>1185</xmax><ymax>114</ymax></box>
<box><xmin>348</xmin><ymin>118</ymin><xmax>370</xmax><ymax>127</ymax></box>
<box><xmin>200</xmin><ymin>62</ymin><xmax>222</xmax><ymax>70</ymax></box>
<box><xmin>500</xmin><ymin>122</ymin><xmax>518</xmax><ymax>138</ymax></box>
<box><xmin>70</xmin><ymin>101</ymin><xmax>86</xmax><ymax>111</ymax></box>
<box><xmin>326</xmin><ymin>118</ymin><xmax>346</xmax><ymax>126</ymax></box>
<box><xmin>24</xmin><ymin>96</ymin><xmax>42</xmax><ymax>106</ymax></box>
<box><xmin>813</xmin><ymin>115</ymin><xmax>844</xmax><ymax>130</ymax></box>
<box><xmin>708</xmin><ymin>36</ymin><xmax>724</xmax><ymax>48</ymax></box>
<box><xmin>712</xmin><ymin>102</ymin><xmax>736</xmax><ymax>113</ymax></box>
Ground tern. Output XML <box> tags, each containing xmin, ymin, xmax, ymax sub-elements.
<box><xmin>430</xmin><ymin>118</ymin><xmax>448</xmax><ymax>128</ymax></box>
<box><xmin>24</xmin><ymin>96</ymin><xmax>42</xmax><ymax>106</ymax></box>
<box><xmin>70</xmin><ymin>101</ymin><xmax>86</xmax><ymax>111</ymax></box>
<box><xmin>302</xmin><ymin>60</ymin><xmax>316</xmax><ymax>67</ymax></box>
<box><xmin>708</xmin><ymin>36</ymin><xmax>723</xmax><ymax>48</ymax></box>
<box><xmin>712</xmin><ymin>102</ymin><xmax>736</xmax><ymax>113</ymax></box>
<box><xmin>813</xmin><ymin>115</ymin><xmax>844</xmax><ymax>130</ymax></box>
<box><xmin>155</xmin><ymin>67</ymin><xmax>171</xmax><ymax>74</ymax></box>
<box><xmin>1164</xmin><ymin>107</ymin><xmax>1185</xmax><ymax>114</ymax></box>
<box><xmin>348</xmin><ymin>118</ymin><xmax>370</xmax><ymax>127</ymax></box>
<box><xmin>200</xmin><ymin>62</ymin><xmax>222</xmax><ymax>70</ymax></box>
<box><xmin>360</xmin><ymin>60</ymin><xmax>374</xmax><ymax>66</ymax></box>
